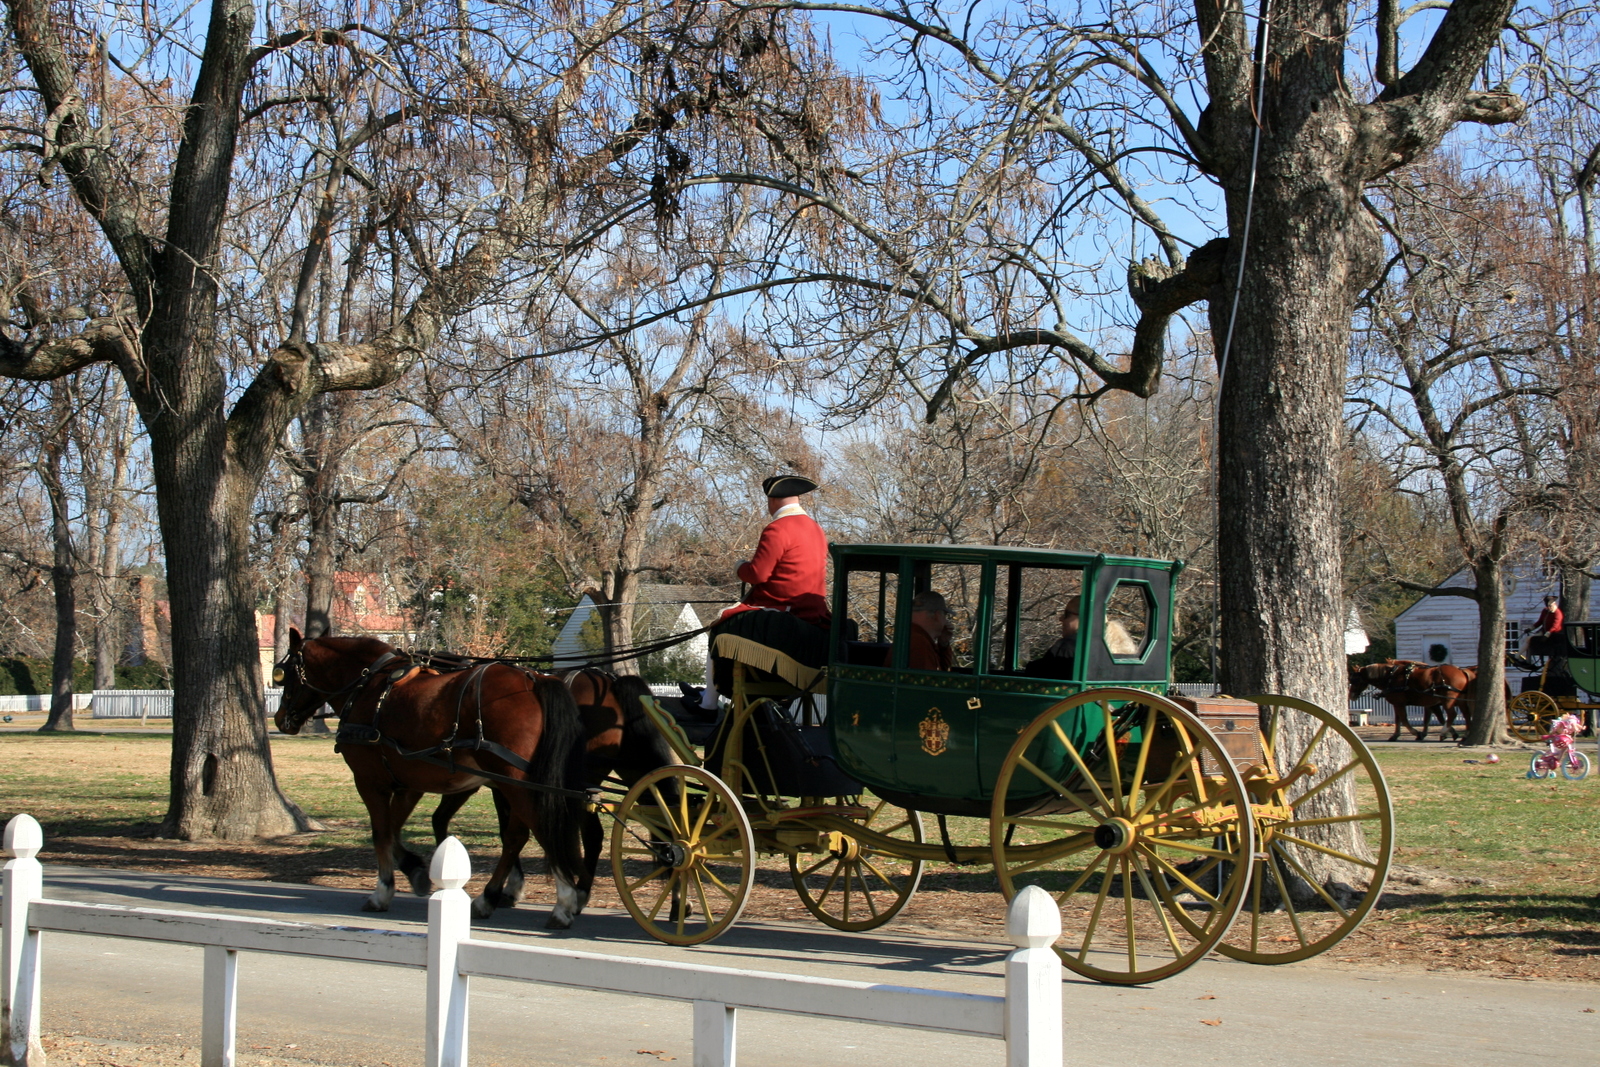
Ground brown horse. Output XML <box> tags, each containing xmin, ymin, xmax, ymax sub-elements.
<box><xmin>1348</xmin><ymin>660</ymin><xmax>1476</xmax><ymax>741</ymax></box>
<box><xmin>432</xmin><ymin>668</ymin><xmax>679</xmax><ymax>921</ymax></box>
<box><xmin>272</xmin><ymin>630</ymin><xmax>591</xmax><ymax>925</ymax></box>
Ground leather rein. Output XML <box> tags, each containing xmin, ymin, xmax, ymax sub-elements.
<box><xmin>278</xmin><ymin>647</ymin><xmax>597</xmax><ymax>805</ymax></box>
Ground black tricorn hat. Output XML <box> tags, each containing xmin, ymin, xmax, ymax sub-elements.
<box><xmin>762</xmin><ymin>473</ymin><xmax>819</xmax><ymax>498</ymax></box>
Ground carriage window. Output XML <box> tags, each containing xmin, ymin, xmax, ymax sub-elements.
<box><xmin>911</xmin><ymin>563</ymin><xmax>982</xmax><ymax>670</ymax></box>
<box><xmin>1104</xmin><ymin>581</ymin><xmax>1154</xmax><ymax>661</ymax></box>
<box><xmin>993</xmin><ymin>566</ymin><xmax>1083</xmax><ymax>677</ymax></box>
<box><xmin>842</xmin><ymin>566</ymin><xmax>898</xmax><ymax>666</ymax></box>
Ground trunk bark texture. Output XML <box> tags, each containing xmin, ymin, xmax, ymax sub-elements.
<box><xmin>92</xmin><ymin>394</ymin><xmax>134</xmax><ymax>690</ymax></box>
<box><xmin>1467</xmin><ymin>559</ymin><xmax>1510</xmax><ymax>745</ymax></box>
<box><xmin>300</xmin><ymin>394</ymin><xmax>339</xmax><ymax>639</ymax></box>
<box><xmin>40</xmin><ymin>387</ymin><xmax>77</xmax><ymax>732</ymax></box>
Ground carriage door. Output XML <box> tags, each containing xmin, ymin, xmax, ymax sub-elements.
<box><xmin>891</xmin><ymin>560</ymin><xmax>985</xmax><ymax>798</ymax></box>
<box><xmin>1084</xmin><ymin>564</ymin><xmax>1171</xmax><ymax>684</ymax></box>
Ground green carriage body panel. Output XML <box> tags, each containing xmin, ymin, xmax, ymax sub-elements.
<box><xmin>826</xmin><ymin>544</ymin><xmax>1181</xmax><ymax>805</ymax></box>
<box><xmin>1567</xmin><ymin>622</ymin><xmax>1600</xmax><ymax>698</ymax></box>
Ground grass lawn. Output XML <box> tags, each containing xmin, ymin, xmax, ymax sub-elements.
<box><xmin>1</xmin><ymin>727</ymin><xmax>1596</xmax><ymax>978</ymax></box>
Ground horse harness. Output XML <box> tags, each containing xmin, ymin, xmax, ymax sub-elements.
<box><xmin>285</xmin><ymin>647</ymin><xmax>598</xmax><ymax>806</ymax></box>
<box><xmin>1379</xmin><ymin>662</ymin><xmax>1464</xmax><ymax>699</ymax></box>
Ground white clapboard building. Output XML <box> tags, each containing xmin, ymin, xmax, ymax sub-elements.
<box><xmin>551</xmin><ymin>584</ymin><xmax>735</xmax><ymax>669</ymax></box>
<box><xmin>1392</xmin><ymin>560</ymin><xmax>1575</xmax><ymax>666</ymax></box>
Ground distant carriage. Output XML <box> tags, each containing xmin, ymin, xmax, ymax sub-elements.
<box><xmin>1506</xmin><ymin>621</ymin><xmax>1600</xmax><ymax>741</ymax></box>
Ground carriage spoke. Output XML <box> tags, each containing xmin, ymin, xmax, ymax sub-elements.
<box><xmin>1049</xmin><ymin>720</ymin><xmax>1117</xmax><ymax>814</ymax></box>
<box><xmin>1138</xmin><ymin>846</ymin><xmax>1221</xmax><ymax>906</ymax></box>
<box><xmin>860</xmin><ymin>856</ymin><xmax>899</xmax><ymax>893</ymax></box>
<box><xmin>626</xmin><ymin>866</ymin><xmax>671</xmax><ymax>892</ymax></box>
<box><xmin>1131</xmin><ymin>852</ymin><xmax>1185</xmax><ymax>958</ymax></box>
<box><xmin>644</xmin><ymin>873</ymin><xmax>677</xmax><ymax>922</ymax></box>
<box><xmin>701</xmin><ymin>865</ymin><xmax>742</xmax><ymax>900</ymax></box>
<box><xmin>1272</xmin><ymin>833</ymin><xmax>1379</xmax><ymax>870</ymax></box>
<box><xmin>1142</xmin><ymin>838</ymin><xmax>1236</xmax><ymax>860</ymax></box>
<box><xmin>1078</xmin><ymin>861</ymin><xmax>1117</xmax><ymax>963</ymax></box>
<box><xmin>647</xmin><ymin>784</ymin><xmax>682</xmax><ymax>835</ymax></box>
<box><xmin>1249</xmin><ymin>851</ymin><xmax>1264</xmax><ymax>951</ymax></box>
<box><xmin>1054</xmin><ymin>850</ymin><xmax>1110</xmax><ymax>903</ymax></box>
<box><xmin>1293</xmin><ymin>759</ymin><xmax>1361</xmax><ymax>805</ymax></box>
<box><xmin>1273</xmin><ymin>842</ymin><xmax>1355</xmax><ymax>919</ymax></box>
<box><xmin>1017</xmin><ymin>756</ymin><xmax>1105</xmax><ymax>821</ymax></box>
<box><xmin>1128</xmin><ymin>702</ymin><xmax>1158</xmax><ymax>797</ymax></box>
<box><xmin>1121</xmin><ymin>856</ymin><xmax>1138</xmax><ymax>974</ymax></box>
<box><xmin>1101</xmin><ymin>702</ymin><xmax>1125</xmax><ymax>815</ymax></box>
<box><xmin>1264</xmin><ymin>849</ymin><xmax>1309</xmax><ymax>947</ymax></box>
<box><xmin>797</xmin><ymin>853</ymin><xmax>836</xmax><ymax>879</ymax></box>
<box><xmin>811</xmin><ymin>859</ymin><xmax>845</xmax><ymax>906</ymax></box>
<box><xmin>999</xmin><ymin>834</ymin><xmax>1098</xmax><ymax>877</ymax></box>
<box><xmin>1004</xmin><ymin>815</ymin><xmax>1100</xmax><ymax>834</ymax></box>
<box><xmin>1134</xmin><ymin>743</ymin><xmax>1200</xmax><ymax>821</ymax></box>
<box><xmin>692</xmin><ymin>870</ymin><xmax>714</xmax><ymax>928</ymax></box>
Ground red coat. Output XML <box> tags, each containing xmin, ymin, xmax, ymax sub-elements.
<box><xmin>729</xmin><ymin>512</ymin><xmax>830</xmax><ymax>624</ymax></box>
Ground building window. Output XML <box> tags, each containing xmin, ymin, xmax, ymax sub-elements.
<box><xmin>1505</xmin><ymin>620</ymin><xmax>1520</xmax><ymax>654</ymax></box>
<box><xmin>353</xmin><ymin>586</ymin><xmax>369</xmax><ymax>615</ymax></box>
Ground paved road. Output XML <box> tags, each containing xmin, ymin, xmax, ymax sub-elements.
<box><xmin>18</xmin><ymin>865</ymin><xmax>1598</xmax><ymax>1067</ymax></box>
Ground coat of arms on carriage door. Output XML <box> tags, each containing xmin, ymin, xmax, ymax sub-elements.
<box><xmin>919</xmin><ymin>707</ymin><xmax>949</xmax><ymax>756</ymax></box>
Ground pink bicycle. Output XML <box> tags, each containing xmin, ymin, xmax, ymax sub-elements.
<box><xmin>1528</xmin><ymin>713</ymin><xmax>1591</xmax><ymax>780</ymax></box>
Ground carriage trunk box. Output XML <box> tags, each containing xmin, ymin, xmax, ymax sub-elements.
<box><xmin>1170</xmin><ymin>695</ymin><xmax>1265</xmax><ymax>775</ymax></box>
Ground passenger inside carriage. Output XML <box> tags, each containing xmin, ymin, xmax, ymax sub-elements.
<box><xmin>1023</xmin><ymin>602</ymin><xmax>1080</xmax><ymax>678</ymax></box>
<box><xmin>884</xmin><ymin>590</ymin><xmax>954</xmax><ymax>671</ymax></box>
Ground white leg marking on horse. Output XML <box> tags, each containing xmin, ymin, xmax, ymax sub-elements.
<box><xmin>363</xmin><ymin>875</ymin><xmax>396</xmax><ymax>913</ymax></box>
<box><xmin>471</xmin><ymin>891</ymin><xmax>496</xmax><ymax>920</ymax></box>
<box><xmin>547</xmin><ymin>875</ymin><xmax>581</xmax><ymax>929</ymax></box>
<box><xmin>503</xmin><ymin>865</ymin><xmax>525</xmax><ymax>905</ymax></box>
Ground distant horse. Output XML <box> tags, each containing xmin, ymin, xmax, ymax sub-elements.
<box><xmin>419</xmin><ymin>668</ymin><xmax>679</xmax><ymax>922</ymax></box>
<box><xmin>1348</xmin><ymin>660</ymin><xmax>1476</xmax><ymax>741</ymax></box>
<box><xmin>272</xmin><ymin>630</ymin><xmax>591</xmax><ymax>925</ymax></box>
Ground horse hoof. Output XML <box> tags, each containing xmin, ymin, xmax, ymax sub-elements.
<box><xmin>408</xmin><ymin>872</ymin><xmax>431</xmax><ymax>897</ymax></box>
<box><xmin>471</xmin><ymin>895</ymin><xmax>496</xmax><ymax>920</ymax></box>
<box><xmin>361</xmin><ymin>899</ymin><xmax>389</xmax><ymax>913</ymax></box>
<box><xmin>544</xmin><ymin>913</ymin><xmax>573</xmax><ymax>930</ymax></box>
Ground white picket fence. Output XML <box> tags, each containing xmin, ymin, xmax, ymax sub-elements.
<box><xmin>2</xmin><ymin>813</ymin><xmax>1062</xmax><ymax>1067</ymax></box>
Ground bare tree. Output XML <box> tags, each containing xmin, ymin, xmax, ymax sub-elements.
<box><xmin>1350</xmin><ymin>163</ymin><xmax>1561</xmax><ymax>745</ymax></box>
<box><xmin>0</xmin><ymin>1</ymin><xmax>815</xmax><ymax>839</ymax></box>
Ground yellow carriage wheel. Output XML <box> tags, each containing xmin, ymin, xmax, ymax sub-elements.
<box><xmin>610</xmin><ymin>765</ymin><xmax>754</xmax><ymax>946</ymax></box>
<box><xmin>990</xmin><ymin>688</ymin><xmax>1254</xmax><ymax>986</ymax></box>
<box><xmin>1507</xmin><ymin>691</ymin><xmax>1561</xmax><ymax>742</ymax></box>
<box><xmin>1208</xmin><ymin>695</ymin><xmax>1393</xmax><ymax>964</ymax></box>
<box><xmin>788</xmin><ymin>799</ymin><xmax>925</xmax><ymax>932</ymax></box>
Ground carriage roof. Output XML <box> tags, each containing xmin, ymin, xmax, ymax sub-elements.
<box><xmin>830</xmin><ymin>542</ymin><xmax>1183</xmax><ymax>571</ymax></box>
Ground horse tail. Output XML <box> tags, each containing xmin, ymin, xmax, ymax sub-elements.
<box><xmin>611</xmin><ymin>674</ymin><xmax>677</xmax><ymax>775</ymax></box>
<box><xmin>528</xmin><ymin>674</ymin><xmax>589</xmax><ymax>889</ymax></box>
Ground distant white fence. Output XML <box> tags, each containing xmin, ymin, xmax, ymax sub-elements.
<box><xmin>2</xmin><ymin>813</ymin><xmax>1062</xmax><ymax>1067</ymax></box>
<box><xmin>0</xmin><ymin>695</ymin><xmax>92</xmax><ymax>714</ymax></box>
<box><xmin>83</xmin><ymin>689</ymin><xmax>285</xmax><ymax>721</ymax></box>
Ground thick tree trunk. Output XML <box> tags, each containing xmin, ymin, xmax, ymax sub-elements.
<box><xmin>1210</xmin><ymin>4</ymin><xmax>1381</xmax><ymax>885</ymax></box>
<box><xmin>1463</xmin><ymin>560</ymin><xmax>1511</xmax><ymax>746</ymax></box>
<box><xmin>150</xmin><ymin>434</ymin><xmax>309</xmax><ymax>838</ymax></box>
<box><xmin>40</xmin><ymin>387</ymin><xmax>77</xmax><ymax>732</ymax></box>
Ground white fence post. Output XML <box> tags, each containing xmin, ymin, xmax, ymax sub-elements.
<box><xmin>426</xmin><ymin>837</ymin><xmax>471</xmax><ymax>1067</ymax></box>
<box><xmin>201</xmin><ymin>945</ymin><xmax>238</xmax><ymax>1067</ymax></box>
<box><xmin>693</xmin><ymin>999</ymin><xmax>737</xmax><ymax>1067</ymax></box>
<box><xmin>3</xmin><ymin>815</ymin><xmax>45</xmax><ymax>1067</ymax></box>
<box><xmin>1004</xmin><ymin>886</ymin><xmax>1063</xmax><ymax>1067</ymax></box>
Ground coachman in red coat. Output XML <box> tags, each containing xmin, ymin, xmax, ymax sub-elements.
<box><xmin>681</xmin><ymin>474</ymin><xmax>831</xmax><ymax>718</ymax></box>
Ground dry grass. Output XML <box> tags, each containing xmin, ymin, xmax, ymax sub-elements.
<box><xmin>2</xmin><ymin>726</ymin><xmax>1597</xmax><ymax>979</ymax></box>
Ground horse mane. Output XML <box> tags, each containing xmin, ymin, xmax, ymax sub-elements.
<box><xmin>1104</xmin><ymin>619</ymin><xmax>1139</xmax><ymax>656</ymax></box>
<box><xmin>610</xmin><ymin>674</ymin><xmax>678</xmax><ymax>772</ymax></box>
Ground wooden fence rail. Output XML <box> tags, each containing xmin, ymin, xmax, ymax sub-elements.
<box><xmin>3</xmin><ymin>814</ymin><xmax>1062</xmax><ymax>1067</ymax></box>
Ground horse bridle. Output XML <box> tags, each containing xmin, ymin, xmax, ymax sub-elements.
<box><xmin>273</xmin><ymin>646</ymin><xmax>403</xmax><ymax>726</ymax></box>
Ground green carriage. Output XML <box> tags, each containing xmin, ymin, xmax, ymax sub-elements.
<box><xmin>611</xmin><ymin>544</ymin><xmax>1394</xmax><ymax>985</ymax></box>
<box><xmin>1506</xmin><ymin>620</ymin><xmax>1600</xmax><ymax>740</ymax></box>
